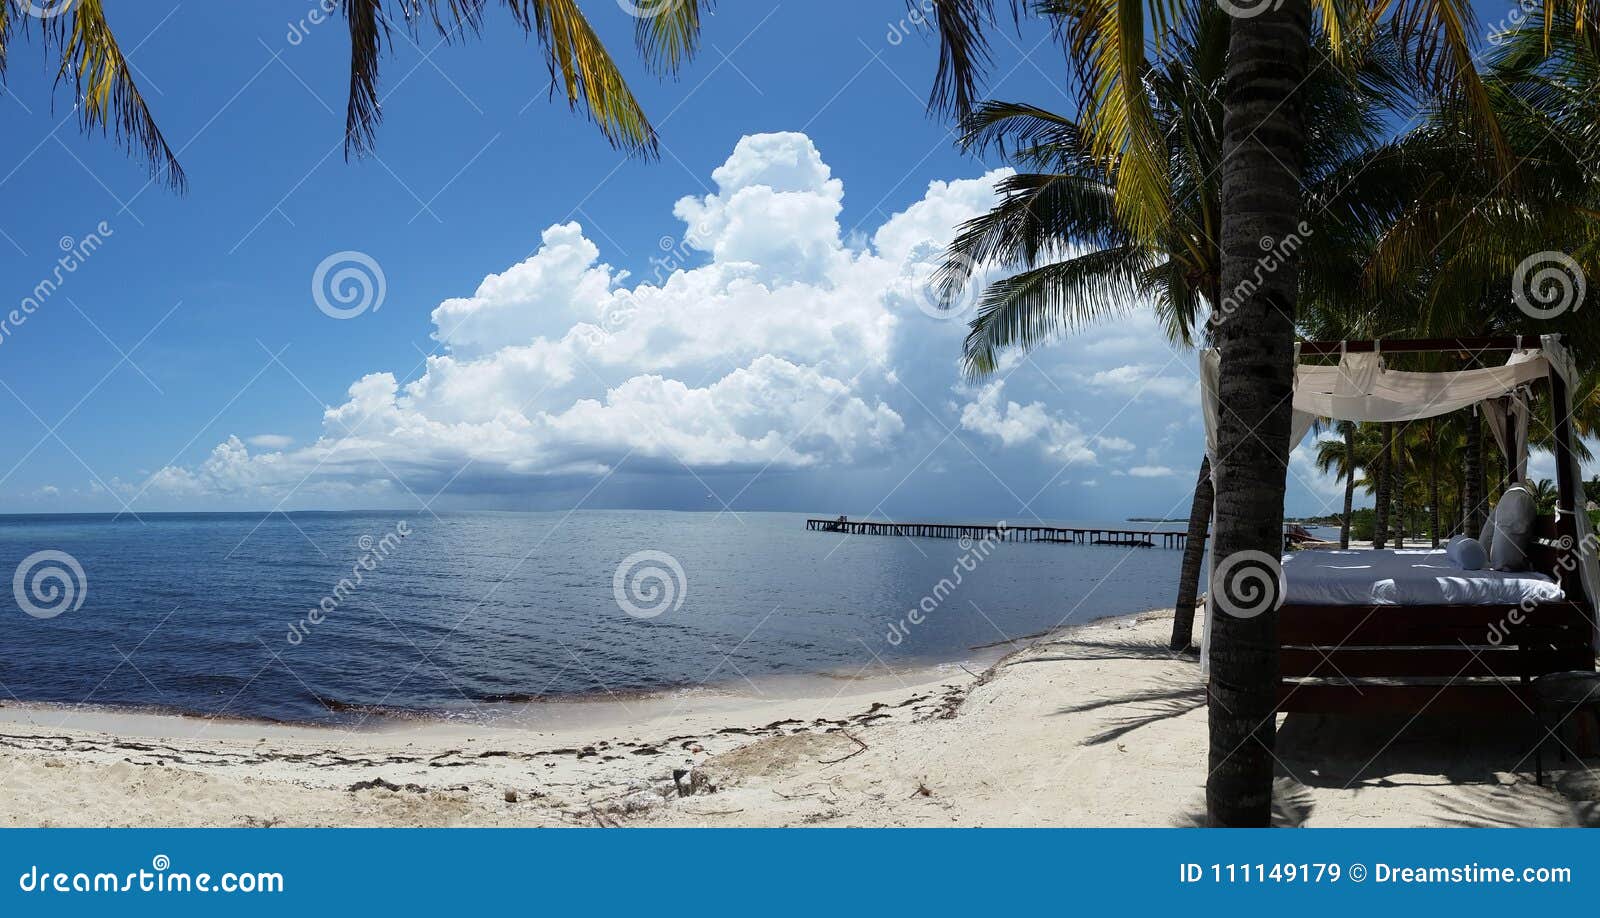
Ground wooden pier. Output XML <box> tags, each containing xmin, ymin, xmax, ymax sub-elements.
<box><xmin>804</xmin><ymin>519</ymin><xmax>1190</xmax><ymax>549</ymax></box>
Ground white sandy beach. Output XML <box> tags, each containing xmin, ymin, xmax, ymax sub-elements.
<box><xmin>1</xmin><ymin>609</ymin><xmax>1595</xmax><ymax>828</ymax></box>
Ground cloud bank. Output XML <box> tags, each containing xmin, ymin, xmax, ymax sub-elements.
<box><xmin>121</xmin><ymin>131</ymin><xmax>1291</xmax><ymax>515</ymax></box>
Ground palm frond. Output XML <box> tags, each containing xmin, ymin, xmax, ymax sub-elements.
<box><xmin>962</xmin><ymin>245</ymin><xmax>1160</xmax><ymax>377</ymax></box>
<box><xmin>342</xmin><ymin>0</ymin><xmax>661</xmax><ymax>158</ymax></box>
<box><xmin>502</xmin><ymin>0</ymin><xmax>661</xmax><ymax>155</ymax></box>
<box><xmin>343</xmin><ymin>0</ymin><xmax>390</xmax><ymax>159</ymax></box>
<box><xmin>936</xmin><ymin>170</ymin><xmax>1126</xmax><ymax>302</ymax></box>
<box><xmin>632</xmin><ymin>0</ymin><xmax>712</xmax><ymax>74</ymax></box>
<box><xmin>925</xmin><ymin>0</ymin><xmax>1016</xmax><ymax>117</ymax></box>
<box><xmin>1</xmin><ymin>2</ymin><xmax>12</xmax><ymax>75</ymax></box>
<box><xmin>1385</xmin><ymin>0</ymin><xmax>1510</xmax><ymax>168</ymax></box>
<box><xmin>1053</xmin><ymin>0</ymin><xmax>1176</xmax><ymax>242</ymax></box>
<box><xmin>43</xmin><ymin>0</ymin><xmax>184</xmax><ymax>189</ymax></box>
<box><xmin>956</xmin><ymin>100</ymin><xmax>1094</xmax><ymax>170</ymax></box>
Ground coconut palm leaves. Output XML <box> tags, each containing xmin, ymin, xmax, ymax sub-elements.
<box><xmin>1041</xmin><ymin>0</ymin><xmax>1529</xmax><ymax>248</ymax></box>
<box><xmin>341</xmin><ymin>0</ymin><xmax>714</xmax><ymax>159</ymax></box>
<box><xmin>922</xmin><ymin>0</ymin><xmax>1023</xmax><ymax>117</ymax></box>
<box><xmin>940</xmin><ymin>7</ymin><xmax>1405</xmax><ymax>377</ymax></box>
<box><xmin>631</xmin><ymin>0</ymin><xmax>709</xmax><ymax>74</ymax></box>
<box><xmin>0</xmin><ymin>0</ymin><xmax>185</xmax><ymax>189</ymax></box>
<box><xmin>1305</xmin><ymin>13</ymin><xmax>1600</xmax><ymax>356</ymax></box>
<box><xmin>0</xmin><ymin>0</ymin><xmax>718</xmax><ymax>186</ymax></box>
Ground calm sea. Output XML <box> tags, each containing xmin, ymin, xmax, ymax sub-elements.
<box><xmin>0</xmin><ymin>511</ymin><xmax>1196</xmax><ymax>724</ymax></box>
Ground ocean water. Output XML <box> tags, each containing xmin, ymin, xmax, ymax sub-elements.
<box><xmin>0</xmin><ymin>511</ymin><xmax>1195</xmax><ymax>724</ymax></box>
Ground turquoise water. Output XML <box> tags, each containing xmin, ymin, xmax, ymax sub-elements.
<box><xmin>0</xmin><ymin>510</ymin><xmax>1191</xmax><ymax>724</ymax></box>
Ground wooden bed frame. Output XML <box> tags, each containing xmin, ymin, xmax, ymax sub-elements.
<box><xmin>1276</xmin><ymin>515</ymin><xmax>1596</xmax><ymax>714</ymax></box>
<box><xmin>1263</xmin><ymin>337</ymin><xmax>1599</xmax><ymax>715</ymax></box>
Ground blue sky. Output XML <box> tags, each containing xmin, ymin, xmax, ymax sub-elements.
<box><xmin>0</xmin><ymin>1</ymin><xmax>1569</xmax><ymax>522</ymax></box>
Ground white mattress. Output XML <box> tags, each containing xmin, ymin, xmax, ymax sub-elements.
<box><xmin>1282</xmin><ymin>548</ymin><xmax>1565</xmax><ymax>606</ymax></box>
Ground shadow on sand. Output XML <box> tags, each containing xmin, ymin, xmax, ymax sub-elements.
<box><xmin>1275</xmin><ymin>712</ymin><xmax>1600</xmax><ymax>827</ymax></box>
<box><xmin>1033</xmin><ymin>635</ymin><xmax>1600</xmax><ymax>826</ymax></box>
<box><xmin>1027</xmin><ymin>637</ymin><xmax>1206</xmax><ymax>746</ymax></box>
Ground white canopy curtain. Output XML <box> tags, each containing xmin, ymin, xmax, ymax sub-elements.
<box><xmin>1197</xmin><ymin>334</ymin><xmax>1600</xmax><ymax>666</ymax></box>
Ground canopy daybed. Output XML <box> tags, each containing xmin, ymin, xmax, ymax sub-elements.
<box><xmin>1199</xmin><ymin>335</ymin><xmax>1600</xmax><ymax>714</ymax></box>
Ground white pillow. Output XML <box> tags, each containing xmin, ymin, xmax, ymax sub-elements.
<box><xmin>1479</xmin><ymin>514</ymin><xmax>1496</xmax><ymax>553</ymax></box>
<box><xmin>1446</xmin><ymin>534</ymin><xmax>1487</xmax><ymax>571</ymax></box>
<box><xmin>1490</xmin><ymin>485</ymin><xmax>1537</xmax><ymax>572</ymax></box>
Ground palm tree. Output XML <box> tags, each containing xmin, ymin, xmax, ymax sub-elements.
<box><xmin>0</xmin><ymin>1</ymin><xmax>713</xmax><ymax>185</ymax></box>
<box><xmin>1302</xmin><ymin>13</ymin><xmax>1600</xmax><ymax>544</ymax></box>
<box><xmin>1530</xmin><ymin>478</ymin><xmax>1560</xmax><ymax>515</ymax></box>
<box><xmin>934</xmin><ymin>7</ymin><xmax>1402</xmax><ymax>653</ymax></box>
<box><xmin>1312</xmin><ymin>421</ymin><xmax>1379</xmax><ymax>547</ymax></box>
<box><xmin>1202</xmin><ymin>0</ymin><xmax>1311</xmax><ymax>826</ymax></box>
<box><xmin>1049</xmin><ymin>0</ymin><xmax>1600</xmax><ymax>825</ymax></box>
<box><xmin>933</xmin><ymin>8</ymin><xmax>1233</xmax><ymax>654</ymax></box>
<box><xmin>1410</xmin><ymin>416</ymin><xmax>1461</xmax><ymax>546</ymax></box>
<box><xmin>1371</xmin><ymin>423</ymin><xmax>1394</xmax><ymax>548</ymax></box>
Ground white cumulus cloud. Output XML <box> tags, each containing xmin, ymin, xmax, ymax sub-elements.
<box><xmin>135</xmin><ymin>134</ymin><xmax>1011</xmax><ymax>507</ymax></box>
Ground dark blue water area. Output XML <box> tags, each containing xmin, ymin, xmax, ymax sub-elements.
<box><xmin>0</xmin><ymin>511</ymin><xmax>1195</xmax><ymax>725</ymax></box>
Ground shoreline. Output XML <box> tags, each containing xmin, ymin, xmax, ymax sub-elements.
<box><xmin>0</xmin><ymin>655</ymin><xmax>991</xmax><ymax>743</ymax></box>
<box><xmin>5</xmin><ymin>606</ymin><xmax>1592</xmax><ymax>827</ymax></box>
<box><xmin>0</xmin><ymin>637</ymin><xmax>1031</xmax><ymax>740</ymax></box>
<box><xmin>0</xmin><ymin>605</ymin><xmax>1101</xmax><ymax>736</ymax></box>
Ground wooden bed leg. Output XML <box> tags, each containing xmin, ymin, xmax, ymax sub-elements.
<box><xmin>1577</xmin><ymin>712</ymin><xmax>1599</xmax><ymax>758</ymax></box>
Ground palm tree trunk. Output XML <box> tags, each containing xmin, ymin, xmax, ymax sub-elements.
<box><xmin>1206</xmin><ymin>0</ymin><xmax>1308</xmax><ymax>829</ymax></box>
<box><xmin>1372</xmin><ymin>424</ymin><xmax>1391</xmax><ymax>549</ymax></box>
<box><xmin>1464</xmin><ymin>415</ymin><xmax>1485</xmax><ymax>533</ymax></box>
<box><xmin>1171</xmin><ymin>455</ymin><xmax>1214</xmax><ymax>651</ymax></box>
<box><xmin>1488</xmin><ymin>437</ymin><xmax>1502</xmax><ymax>506</ymax></box>
<box><xmin>1430</xmin><ymin>457</ymin><xmax>1442</xmax><ymax>549</ymax></box>
<box><xmin>1340</xmin><ymin>423</ymin><xmax>1355</xmax><ymax>549</ymax></box>
<box><xmin>1391</xmin><ymin>432</ymin><xmax>1405</xmax><ymax>549</ymax></box>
